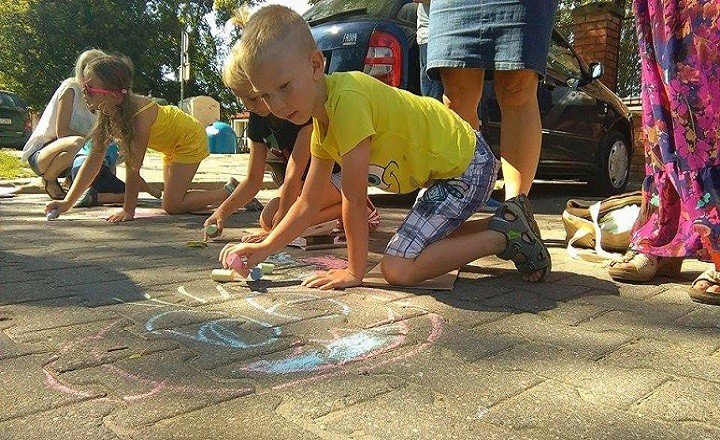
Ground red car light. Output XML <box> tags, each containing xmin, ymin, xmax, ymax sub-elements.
<box><xmin>364</xmin><ymin>30</ymin><xmax>402</xmax><ymax>87</ymax></box>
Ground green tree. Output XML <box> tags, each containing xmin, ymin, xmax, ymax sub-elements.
<box><xmin>0</xmin><ymin>0</ymin><xmax>247</xmax><ymax>117</ymax></box>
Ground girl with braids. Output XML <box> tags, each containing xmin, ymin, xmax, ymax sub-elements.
<box><xmin>45</xmin><ymin>55</ymin><xmax>237</xmax><ymax>222</ymax></box>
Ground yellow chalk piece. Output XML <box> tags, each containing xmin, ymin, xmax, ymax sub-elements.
<box><xmin>212</xmin><ymin>269</ymin><xmax>241</xmax><ymax>282</ymax></box>
<box><xmin>187</xmin><ymin>240</ymin><xmax>207</xmax><ymax>248</ymax></box>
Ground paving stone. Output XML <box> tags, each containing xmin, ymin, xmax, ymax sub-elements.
<box><xmin>0</xmin><ymin>279</ymin><xmax>76</xmax><ymax>305</ymax></box>
<box><xmin>0</xmin><ymin>354</ymin><xmax>105</xmax><ymax>422</ymax></box>
<box><xmin>0</xmin><ymin>399</ymin><xmax>118</xmax><ymax>440</ymax></box>
<box><xmin>633</xmin><ymin>377</ymin><xmax>720</xmax><ymax>427</ymax></box>
<box><xmin>137</xmin><ymin>394</ymin><xmax>318</xmax><ymax>440</ymax></box>
<box><xmin>58</xmin><ymin>348</ymin><xmax>255</xmax><ymax>431</ymax></box>
<box><xmin>477</xmin><ymin>311</ymin><xmax>634</xmax><ymax>359</ymax></box>
<box><xmin>482</xmin><ymin>379</ymin><xmax>720</xmax><ymax>439</ymax></box>
<box><xmin>370</xmin><ymin>352</ymin><xmax>543</xmax><ymax>411</ymax></box>
<box><xmin>579</xmin><ymin>308</ymin><xmax>720</xmax><ymax>354</ymax></box>
<box><xmin>314</xmin><ymin>383</ymin><xmax>532</xmax><ymax>440</ymax></box>
<box><xmin>600</xmin><ymin>338</ymin><xmax>720</xmax><ymax>384</ymax></box>
<box><xmin>480</xmin><ymin>342</ymin><xmax>671</xmax><ymax>409</ymax></box>
<box><xmin>1</xmin><ymin>300</ymin><xmax>118</xmax><ymax>337</ymax></box>
<box><xmin>274</xmin><ymin>373</ymin><xmax>409</xmax><ymax>420</ymax></box>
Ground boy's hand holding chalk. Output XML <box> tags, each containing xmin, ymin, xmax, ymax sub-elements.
<box><xmin>45</xmin><ymin>201</ymin><xmax>69</xmax><ymax>221</ymax></box>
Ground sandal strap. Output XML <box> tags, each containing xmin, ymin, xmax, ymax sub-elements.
<box><xmin>693</xmin><ymin>268</ymin><xmax>720</xmax><ymax>287</ymax></box>
<box><xmin>488</xmin><ymin>197</ymin><xmax>551</xmax><ymax>275</ymax></box>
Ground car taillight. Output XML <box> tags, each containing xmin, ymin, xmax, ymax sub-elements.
<box><xmin>364</xmin><ymin>30</ymin><xmax>402</xmax><ymax>87</ymax></box>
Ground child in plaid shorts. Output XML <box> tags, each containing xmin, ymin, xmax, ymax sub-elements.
<box><xmin>219</xmin><ymin>5</ymin><xmax>551</xmax><ymax>288</ymax></box>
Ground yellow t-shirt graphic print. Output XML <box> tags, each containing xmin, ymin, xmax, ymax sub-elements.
<box><xmin>311</xmin><ymin>72</ymin><xmax>477</xmax><ymax>194</ymax></box>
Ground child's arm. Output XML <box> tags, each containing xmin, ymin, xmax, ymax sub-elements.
<box><xmin>301</xmin><ymin>138</ymin><xmax>371</xmax><ymax>290</ymax></box>
<box><xmin>219</xmin><ymin>155</ymin><xmax>336</xmax><ymax>275</ymax></box>
<box><xmin>204</xmin><ymin>141</ymin><xmax>268</xmax><ymax>230</ymax></box>
<box><xmin>55</xmin><ymin>88</ymin><xmax>83</xmax><ymax>137</ymax></box>
<box><xmin>272</xmin><ymin>125</ymin><xmax>313</xmax><ymax>227</ymax></box>
<box><xmin>44</xmin><ymin>146</ymin><xmax>106</xmax><ymax>217</ymax></box>
<box><xmin>107</xmin><ymin>114</ymin><xmax>151</xmax><ymax>223</ymax></box>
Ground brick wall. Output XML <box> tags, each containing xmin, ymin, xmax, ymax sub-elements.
<box><xmin>572</xmin><ymin>1</ymin><xmax>624</xmax><ymax>93</ymax></box>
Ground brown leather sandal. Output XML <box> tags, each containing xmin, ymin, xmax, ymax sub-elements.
<box><xmin>689</xmin><ymin>268</ymin><xmax>720</xmax><ymax>305</ymax></box>
<box><xmin>608</xmin><ymin>251</ymin><xmax>682</xmax><ymax>282</ymax></box>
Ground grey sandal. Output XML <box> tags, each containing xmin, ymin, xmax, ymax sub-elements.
<box><xmin>488</xmin><ymin>194</ymin><xmax>551</xmax><ymax>282</ymax></box>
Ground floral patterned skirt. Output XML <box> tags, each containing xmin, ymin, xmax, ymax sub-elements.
<box><xmin>630</xmin><ymin>0</ymin><xmax>720</xmax><ymax>260</ymax></box>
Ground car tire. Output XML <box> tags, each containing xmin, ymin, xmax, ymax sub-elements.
<box><xmin>588</xmin><ymin>130</ymin><xmax>631</xmax><ymax>196</ymax></box>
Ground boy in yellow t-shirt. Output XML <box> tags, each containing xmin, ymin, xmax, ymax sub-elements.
<box><xmin>219</xmin><ymin>5</ymin><xmax>551</xmax><ymax>288</ymax></box>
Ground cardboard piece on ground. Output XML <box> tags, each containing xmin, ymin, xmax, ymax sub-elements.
<box><xmin>362</xmin><ymin>263</ymin><xmax>459</xmax><ymax>291</ymax></box>
<box><xmin>0</xmin><ymin>186</ymin><xmax>20</xmax><ymax>198</ymax></box>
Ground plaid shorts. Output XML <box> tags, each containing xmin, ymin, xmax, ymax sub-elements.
<box><xmin>385</xmin><ymin>132</ymin><xmax>499</xmax><ymax>259</ymax></box>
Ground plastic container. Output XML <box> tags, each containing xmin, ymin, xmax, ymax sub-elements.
<box><xmin>206</xmin><ymin>121</ymin><xmax>238</xmax><ymax>154</ymax></box>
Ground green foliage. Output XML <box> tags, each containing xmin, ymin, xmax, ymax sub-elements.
<box><xmin>0</xmin><ymin>0</ymin><xmax>249</xmax><ymax>118</ymax></box>
<box><xmin>0</xmin><ymin>151</ymin><xmax>33</xmax><ymax>178</ymax></box>
<box><xmin>556</xmin><ymin>0</ymin><xmax>639</xmax><ymax>98</ymax></box>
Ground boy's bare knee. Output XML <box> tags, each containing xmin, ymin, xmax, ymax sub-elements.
<box><xmin>495</xmin><ymin>71</ymin><xmax>538</xmax><ymax>109</ymax></box>
<box><xmin>162</xmin><ymin>200</ymin><xmax>184</xmax><ymax>215</ymax></box>
<box><xmin>260</xmin><ymin>198</ymin><xmax>280</xmax><ymax>231</ymax></box>
<box><xmin>381</xmin><ymin>257</ymin><xmax>419</xmax><ymax>286</ymax></box>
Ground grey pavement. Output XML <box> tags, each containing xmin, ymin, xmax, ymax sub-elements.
<box><xmin>1</xmin><ymin>160</ymin><xmax>720</xmax><ymax>439</ymax></box>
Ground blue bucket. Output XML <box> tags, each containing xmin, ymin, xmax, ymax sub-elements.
<box><xmin>206</xmin><ymin>121</ymin><xmax>238</xmax><ymax>154</ymax></box>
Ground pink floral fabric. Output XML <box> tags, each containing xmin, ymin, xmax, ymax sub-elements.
<box><xmin>631</xmin><ymin>0</ymin><xmax>720</xmax><ymax>260</ymax></box>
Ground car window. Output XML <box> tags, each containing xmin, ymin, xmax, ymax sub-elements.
<box><xmin>547</xmin><ymin>40</ymin><xmax>583</xmax><ymax>83</ymax></box>
<box><xmin>304</xmin><ymin>0</ymin><xmax>392</xmax><ymax>22</ymax></box>
<box><xmin>396</xmin><ymin>2</ymin><xmax>417</xmax><ymax>24</ymax></box>
<box><xmin>9</xmin><ymin>93</ymin><xmax>26</xmax><ymax>108</ymax></box>
<box><xmin>0</xmin><ymin>93</ymin><xmax>15</xmax><ymax>109</ymax></box>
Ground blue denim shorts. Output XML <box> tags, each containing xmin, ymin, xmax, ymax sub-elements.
<box><xmin>385</xmin><ymin>132</ymin><xmax>499</xmax><ymax>259</ymax></box>
<box><xmin>426</xmin><ymin>0</ymin><xmax>558</xmax><ymax>79</ymax></box>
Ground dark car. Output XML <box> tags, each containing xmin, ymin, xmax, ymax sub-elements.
<box><xmin>481</xmin><ymin>35</ymin><xmax>633</xmax><ymax>195</ymax></box>
<box><xmin>264</xmin><ymin>0</ymin><xmax>633</xmax><ymax>195</ymax></box>
<box><xmin>0</xmin><ymin>90</ymin><xmax>32</xmax><ymax>148</ymax></box>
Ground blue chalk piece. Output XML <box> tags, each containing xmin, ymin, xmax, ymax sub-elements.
<box><xmin>250</xmin><ymin>266</ymin><xmax>263</xmax><ymax>281</ymax></box>
<box><xmin>46</xmin><ymin>210</ymin><xmax>59</xmax><ymax>221</ymax></box>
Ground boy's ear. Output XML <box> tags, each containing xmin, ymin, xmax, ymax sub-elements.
<box><xmin>310</xmin><ymin>50</ymin><xmax>325</xmax><ymax>80</ymax></box>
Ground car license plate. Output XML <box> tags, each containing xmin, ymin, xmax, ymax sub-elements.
<box><xmin>0</xmin><ymin>118</ymin><xmax>11</xmax><ymax>125</ymax></box>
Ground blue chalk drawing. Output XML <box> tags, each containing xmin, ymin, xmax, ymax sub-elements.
<box><xmin>145</xmin><ymin>310</ymin><xmax>281</xmax><ymax>349</ymax></box>
<box><xmin>242</xmin><ymin>328</ymin><xmax>394</xmax><ymax>374</ymax></box>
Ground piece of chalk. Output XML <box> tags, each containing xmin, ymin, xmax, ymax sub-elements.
<box><xmin>211</xmin><ymin>269</ymin><xmax>240</xmax><ymax>282</ymax></box>
<box><xmin>226</xmin><ymin>253</ymin><xmax>246</xmax><ymax>271</ymax></box>
<box><xmin>258</xmin><ymin>262</ymin><xmax>274</xmax><ymax>274</ymax></box>
<box><xmin>249</xmin><ymin>266</ymin><xmax>263</xmax><ymax>281</ymax></box>
<box><xmin>46</xmin><ymin>210</ymin><xmax>59</xmax><ymax>221</ymax></box>
<box><xmin>186</xmin><ymin>240</ymin><xmax>207</xmax><ymax>248</ymax></box>
<box><xmin>205</xmin><ymin>224</ymin><xmax>220</xmax><ymax>238</ymax></box>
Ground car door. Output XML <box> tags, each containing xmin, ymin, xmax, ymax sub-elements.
<box><xmin>539</xmin><ymin>38</ymin><xmax>607</xmax><ymax>166</ymax></box>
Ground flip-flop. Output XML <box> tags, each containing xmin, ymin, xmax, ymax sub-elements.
<box><xmin>689</xmin><ymin>268</ymin><xmax>720</xmax><ymax>305</ymax></box>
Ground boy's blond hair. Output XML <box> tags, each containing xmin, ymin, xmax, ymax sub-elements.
<box><xmin>222</xmin><ymin>43</ymin><xmax>253</xmax><ymax>95</ymax></box>
<box><xmin>237</xmin><ymin>5</ymin><xmax>317</xmax><ymax>73</ymax></box>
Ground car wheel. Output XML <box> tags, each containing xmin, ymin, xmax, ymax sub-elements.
<box><xmin>589</xmin><ymin>130</ymin><xmax>631</xmax><ymax>196</ymax></box>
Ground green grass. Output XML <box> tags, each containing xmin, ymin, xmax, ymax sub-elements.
<box><xmin>0</xmin><ymin>150</ymin><xmax>34</xmax><ymax>179</ymax></box>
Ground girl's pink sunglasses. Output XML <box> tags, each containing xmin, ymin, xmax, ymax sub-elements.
<box><xmin>82</xmin><ymin>80</ymin><xmax>128</xmax><ymax>97</ymax></box>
